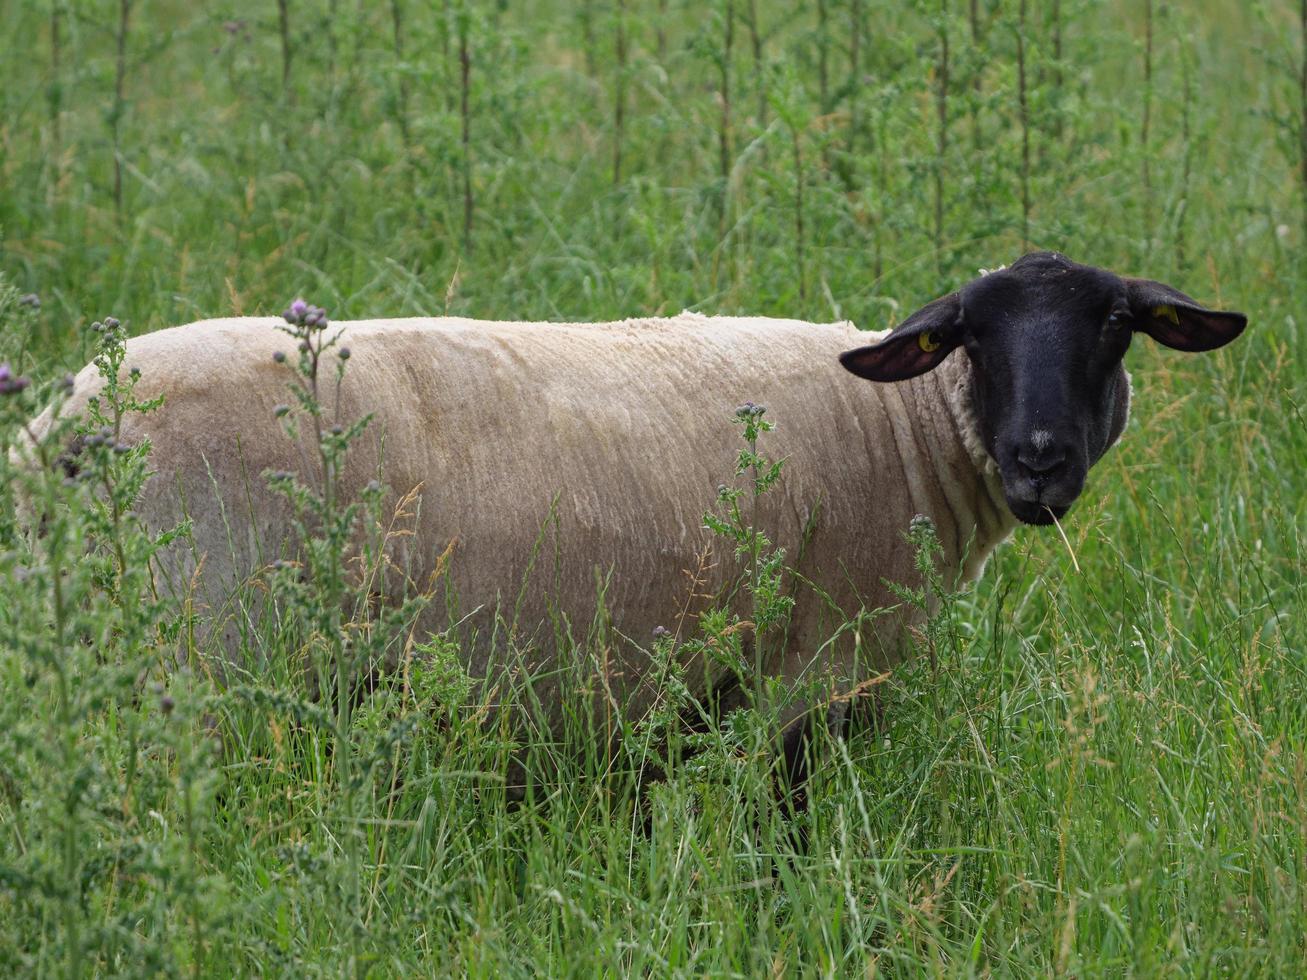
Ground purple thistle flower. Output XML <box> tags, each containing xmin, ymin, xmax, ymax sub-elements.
<box><xmin>281</xmin><ymin>298</ymin><xmax>329</xmax><ymax>332</ymax></box>
<box><xmin>0</xmin><ymin>363</ymin><xmax>30</xmax><ymax>396</ymax></box>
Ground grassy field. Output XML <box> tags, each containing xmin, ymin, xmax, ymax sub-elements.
<box><xmin>1</xmin><ymin>0</ymin><xmax>1305</xmax><ymax>975</ymax></box>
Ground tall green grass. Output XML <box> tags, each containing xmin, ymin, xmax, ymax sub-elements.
<box><xmin>1</xmin><ymin>0</ymin><xmax>1304</xmax><ymax>975</ymax></box>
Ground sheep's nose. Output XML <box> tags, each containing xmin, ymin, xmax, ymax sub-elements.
<box><xmin>1015</xmin><ymin>442</ymin><xmax>1067</xmax><ymax>486</ymax></box>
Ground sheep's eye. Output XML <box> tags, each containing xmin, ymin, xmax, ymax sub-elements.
<box><xmin>1106</xmin><ymin>310</ymin><xmax>1130</xmax><ymax>328</ymax></box>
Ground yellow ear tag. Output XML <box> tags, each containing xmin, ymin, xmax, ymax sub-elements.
<box><xmin>1152</xmin><ymin>304</ymin><xmax>1180</xmax><ymax>325</ymax></box>
<box><xmin>918</xmin><ymin>332</ymin><xmax>942</xmax><ymax>353</ymax></box>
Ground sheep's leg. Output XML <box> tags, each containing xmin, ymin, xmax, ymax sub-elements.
<box><xmin>777</xmin><ymin>698</ymin><xmax>850</xmax><ymax>815</ymax></box>
<box><xmin>844</xmin><ymin>685</ymin><xmax>888</xmax><ymax>739</ymax></box>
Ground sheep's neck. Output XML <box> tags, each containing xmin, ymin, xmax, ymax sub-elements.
<box><xmin>893</xmin><ymin>351</ymin><xmax>1016</xmax><ymax>585</ymax></box>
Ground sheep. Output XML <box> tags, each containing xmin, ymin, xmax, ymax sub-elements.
<box><xmin>19</xmin><ymin>251</ymin><xmax>1246</xmax><ymax>774</ymax></box>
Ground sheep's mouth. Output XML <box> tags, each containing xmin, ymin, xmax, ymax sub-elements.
<box><xmin>999</xmin><ymin>465</ymin><xmax>1084</xmax><ymax>527</ymax></box>
<box><xmin>1006</xmin><ymin>497</ymin><xmax>1071</xmax><ymax>527</ymax></box>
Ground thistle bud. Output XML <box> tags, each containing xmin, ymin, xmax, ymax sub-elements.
<box><xmin>908</xmin><ymin>514</ymin><xmax>935</xmax><ymax>536</ymax></box>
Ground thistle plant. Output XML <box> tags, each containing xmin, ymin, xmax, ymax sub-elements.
<box><xmin>79</xmin><ymin>318</ymin><xmax>174</xmax><ymax>619</ymax></box>
<box><xmin>623</xmin><ymin>404</ymin><xmax>796</xmax><ymax>798</ymax></box>
<box><xmin>624</xmin><ymin>625</ymin><xmax>695</xmax><ymax>786</ymax></box>
<box><xmin>888</xmin><ymin>513</ymin><xmax>964</xmax><ymax>676</ymax></box>
<box><xmin>883</xmin><ymin>513</ymin><xmax>971</xmax><ymax>751</ymax></box>
<box><xmin>0</xmin><ymin>296</ymin><xmax>211</xmax><ymax>976</ymax></box>
<box><xmin>260</xmin><ymin>298</ymin><xmax>428</xmax><ymax>973</ymax></box>
<box><xmin>703</xmin><ymin>402</ymin><xmax>794</xmax><ymax>706</ymax></box>
<box><xmin>266</xmin><ymin>298</ymin><xmax>370</xmax><ymax>966</ymax></box>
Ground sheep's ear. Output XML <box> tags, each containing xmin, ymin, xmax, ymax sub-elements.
<box><xmin>1125</xmin><ymin>278</ymin><xmax>1248</xmax><ymax>353</ymax></box>
<box><xmin>840</xmin><ymin>293</ymin><xmax>963</xmax><ymax>382</ymax></box>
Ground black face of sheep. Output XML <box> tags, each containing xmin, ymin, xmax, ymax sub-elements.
<box><xmin>839</xmin><ymin>251</ymin><xmax>1248</xmax><ymax>526</ymax></box>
